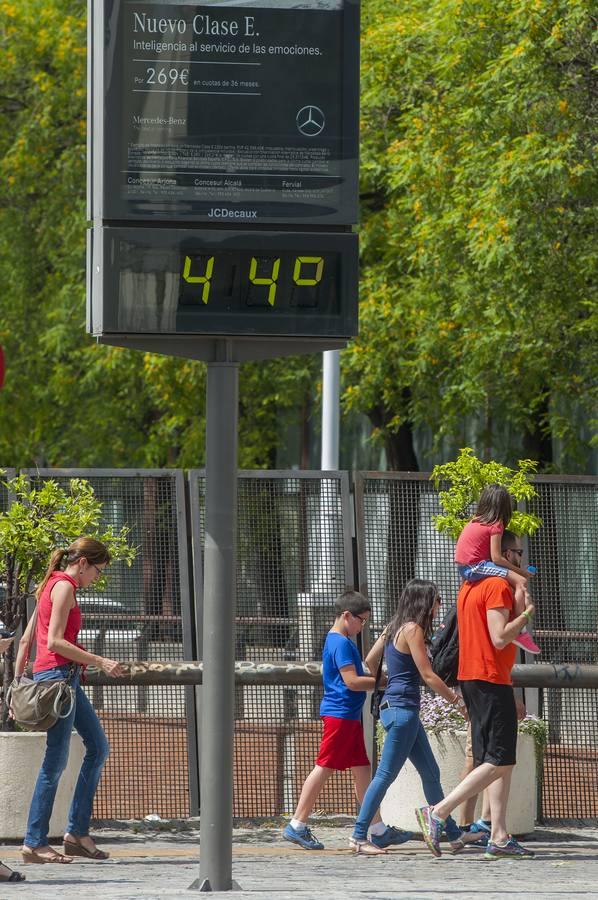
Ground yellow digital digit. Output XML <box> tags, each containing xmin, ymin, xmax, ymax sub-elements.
<box><xmin>183</xmin><ymin>255</ymin><xmax>214</xmax><ymax>304</ymax></box>
<box><xmin>249</xmin><ymin>257</ymin><xmax>280</xmax><ymax>306</ymax></box>
<box><xmin>293</xmin><ymin>256</ymin><xmax>324</xmax><ymax>286</ymax></box>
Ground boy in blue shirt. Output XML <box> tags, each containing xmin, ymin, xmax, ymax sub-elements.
<box><xmin>283</xmin><ymin>589</ymin><xmax>412</xmax><ymax>853</ymax></box>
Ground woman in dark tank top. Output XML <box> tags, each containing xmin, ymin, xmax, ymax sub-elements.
<box><xmin>350</xmin><ymin>579</ymin><xmax>476</xmax><ymax>855</ymax></box>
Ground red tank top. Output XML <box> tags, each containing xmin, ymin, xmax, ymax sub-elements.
<box><xmin>33</xmin><ymin>571</ymin><xmax>82</xmax><ymax>672</ymax></box>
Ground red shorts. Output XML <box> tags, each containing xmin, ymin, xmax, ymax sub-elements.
<box><xmin>315</xmin><ymin>716</ymin><xmax>370</xmax><ymax>770</ymax></box>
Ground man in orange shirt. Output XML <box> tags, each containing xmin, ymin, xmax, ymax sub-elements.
<box><xmin>415</xmin><ymin>531</ymin><xmax>536</xmax><ymax>860</ymax></box>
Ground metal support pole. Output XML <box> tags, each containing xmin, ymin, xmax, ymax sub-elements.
<box><xmin>190</xmin><ymin>351</ymin><xmax>240</xmax><ymax>893</ymax></box>
<box><xmin>321</xmin><ymin>349</ymin><xmax>340</xmax><ymax>470</ymax></box>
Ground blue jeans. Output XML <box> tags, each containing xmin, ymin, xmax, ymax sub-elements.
<box><xmin>24</xmin><ymin>666</ymin><xmax>110</xmax><ymax>848</ymax></box>
<box><xmin>352</xmin><ymin>704</ymin><xmax>461</xmax><ymax>841</ymax></box>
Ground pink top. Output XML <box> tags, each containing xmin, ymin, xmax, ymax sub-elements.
<box><xmin>33</xmin><ymin>572</ymin><xmax>81</xmax><ymax>672</ymax></box>
<box><xmin>454</xmin><ymin>519</ymin><xmax>504</xmax><ymax>565</ymax></box>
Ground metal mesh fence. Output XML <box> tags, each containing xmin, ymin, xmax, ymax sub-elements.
<box><xmin>354</xmin><ymin>473</ymin><xmax>463</xmax><ymax>636</ymax></box>
<box><xmin>3</xmin><ymin>468</ymin><xmax>596</xmax><ymax>820</ymax></box>
<box><xmin>354</xmin><ymin>472</ymin><xmax>598</xmax><ymax>821</ymax></box>
<box><xmin>189</xmin><ymin>470</ymin><xmax>356</xmax><ymax>816</ymax></box>
<box><xmin>0</xmin><ymin>469</ymin><xmax>15</xmax><ymax>513</ymax></box>
<box><xmin>528</xmin><ymin>477</ymin><xmax>598</xmax><ymax>818</ymax></box>
<box><xmin>22</xmin><ymin>470</ymin><xmax>195</xmax><ymax>820</ymax></box>
<box><xmin>0</xmin><ymin>469</ymin><xmax>15</xmax><ymax>633</ymax></box>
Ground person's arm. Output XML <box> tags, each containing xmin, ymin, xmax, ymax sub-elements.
<box><xmin>339</xmin><ymin>663</ymin><xmax>376</xmax><ymax>692</ymax></box>
<box><xmin>486</xmin><ymin>601</ymin><xmax>535</xmax><ymax>650</ymax></box>
<box><xmin>46</xmin><ymin>583</ymin><xmax>125</xmax><ymax>677</ymax></box>
<box><xmin>489</xmin><ymin>533</ymin><xmax>529</xmax><ymax>577</ymax></box>
<box><xmin>402</xmin><ymin>624</ymin><xmax>466</xmax><ymax>712</ymax></box>
<box><xmin>364</xmin><ymin>631</ymin><xmax>386</xmax><ymax>675</ymax></box>
<box><xmin>14</xmin><ymin>615</ymin><xmax>36</xmax><ymax>677</ymax></box>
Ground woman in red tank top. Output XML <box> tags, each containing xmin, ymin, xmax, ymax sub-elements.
<box><xmin>14</xmin><ymin>537</ymin><xmax>124</xmax><ymax>865</ymax></box>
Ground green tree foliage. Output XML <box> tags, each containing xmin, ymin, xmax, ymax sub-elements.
<box><xmin>431</xmin><ymin>447</ymin><xmax>542</xmax><ymax>538</ymax></box>
<box><xmin>0</xmin><ymin>472</ymin><xmax>136</xmax><ymax>727</ymax></box>
<box><xmin>345</xmin><ymin>0</ymin><xmax>597</xmax><ymax>470</ymax></box>
<box><xmin>0</xmin><ymin>0</ymin><xmax>318</xmax><ymax>469</ymax></box>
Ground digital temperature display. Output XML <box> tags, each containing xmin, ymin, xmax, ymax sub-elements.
<box><xmin>89</xmin><ymin>226</ymin><xmax>358</xmax><ymax>340</ymax></box>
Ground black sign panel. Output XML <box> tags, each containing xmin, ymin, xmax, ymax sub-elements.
<box><xmin>90</xmin><ymin>0</ymin><xmax>359</xmax><ymax>224</ymax></box>
<box><xmin>89</xmin><ymin>226</ymin><xmax>358</xmax><ymax>338</ymax></box>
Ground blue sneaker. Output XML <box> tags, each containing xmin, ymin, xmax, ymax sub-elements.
<box><xmin>469</xmin><ymin>818</ymin><xmax>491</xmax><ymax>847</ymax></box>
<box><xmin>370</xmin><ymin>826</ymin><xmax>414</xmax><ymax>849</ymax></box>
<box><xmin>283</xmin><ymin>823</ymin><xmax>324</xmax><ymax>850</ymax></box>
<box><xmin>415</xmin><ymin>806</ymin><xmax>444</xmax><ymax>858</ymax></box>
<box><xmin>484</xmin><ymin>836</ymin><xmax>535</xmax><ymax>860</ymax></box>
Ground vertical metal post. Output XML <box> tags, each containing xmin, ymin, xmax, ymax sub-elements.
<box><xmin>321</xmin><ymin>349</ymin><xmax>340</xmax><ymax>470</ymax></box>
<box><xmin>190</xmin><ymin>350</ymin><xmax>241</xmax><ymax>892</ymax></box>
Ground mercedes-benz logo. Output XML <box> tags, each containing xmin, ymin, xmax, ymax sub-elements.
<box><xmin>296</xmin><ymin>105</ymin><xmax>325</xmax><ymax>137</ymax></box>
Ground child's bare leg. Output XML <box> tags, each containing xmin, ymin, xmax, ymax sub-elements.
<box><xmin>352</xmin><ymin>765</ymin><xmax>382</xmax><ymax>825</ymax></box>
<box><xmin>293</xmin><ymin>765</ymin><xmax>333</xmax><ymax>822</ymax></box>
<box><xmin>506</xmin><ymin>571</ymin><xmax>529</xmax><ymax>615</ymax></box>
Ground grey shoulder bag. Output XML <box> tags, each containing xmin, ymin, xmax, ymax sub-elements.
<box><xmin>7</xmin><ymin>609</ymin><xmax>76</xmax><ymax>732</ymax></box>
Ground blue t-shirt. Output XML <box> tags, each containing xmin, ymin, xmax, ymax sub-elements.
<box><xmin>319</xmin><ymin>631</ymin><xmax>366</xmax><ymax>720</ymax></box>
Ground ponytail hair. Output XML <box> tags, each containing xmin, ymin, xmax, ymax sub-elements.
<box><xmin>36</xmin><ymin>536</ymin><xmax>110</xmax><ymax>600</ymax></box>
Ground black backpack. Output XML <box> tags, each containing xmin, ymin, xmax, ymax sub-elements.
<box><xmin>430</xmin><ymin>605</ymin><xmax>459</xmax><ymax>686</ymax></box>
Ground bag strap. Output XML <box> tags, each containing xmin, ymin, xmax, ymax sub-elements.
<box><xmin>373</xmin><ymin>647</ymin><xmax>384</xmax><ymax>688</ymax></box>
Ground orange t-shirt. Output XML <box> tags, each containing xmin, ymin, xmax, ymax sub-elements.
<box><xmin>457</xmin><ymin>577</ymin><xmax>517</xmax><ymax>685</ymax></box>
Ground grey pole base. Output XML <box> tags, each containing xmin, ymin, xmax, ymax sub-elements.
<box><xmin>189</xmin><ymin>878</ymin><xmax>242</xmax><ymax>892</ymax></box>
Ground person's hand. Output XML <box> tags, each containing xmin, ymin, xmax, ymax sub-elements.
<box><xmin>100</xmin><ymin>657</ymin><xmax>126</xmax><ymax>678</ymax></box>
<box><xmin>457</xmin><ymin>700</ymin><xmax>469</xmax><ymax>722</ymax></box>
<box><xmin>515</xmin><ymin>699</ymin><xmax>526</xmax><ymax>721</ymax></box>
<box><xmin>0</xmin><ymin>636</ymin><xmax>15</xmax><ymax>654</ymax></box>
<box><xmin>524</xmin><ymin>601</ymin><xmax>535</xmax><ymax>619</ymax></box>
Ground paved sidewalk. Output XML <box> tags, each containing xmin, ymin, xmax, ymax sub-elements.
<box><xmin>2</xmin><ymin>821</ymin><xmax>598</xmax><ymax>899</ymax></box>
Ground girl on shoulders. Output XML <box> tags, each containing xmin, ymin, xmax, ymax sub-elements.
<box><xmin>454</xmin><ymin>484</ymin><xmax>539</xmax><ymax>654</ymax></box>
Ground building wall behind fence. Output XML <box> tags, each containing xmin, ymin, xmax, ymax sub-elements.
<box><xmin>2</xmin><ymin>469</ymin><xmax>596</xmax><ymax>820</ymax></box>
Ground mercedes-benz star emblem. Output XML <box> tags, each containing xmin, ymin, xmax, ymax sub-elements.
<box><xmin>296</xmin><ymin>105</ymin><xmax>325</xmax><ymax>137</ymax></box>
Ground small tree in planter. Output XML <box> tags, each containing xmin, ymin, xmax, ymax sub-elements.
<box><xmin>430</xmin><ymin>447</ymin><xmax>542</xmax><ymax>539</ymax></box>
<box><xmin>0</xmin><ymin>472</ymin><xmax>135</xmax><ymax>730</ymax></box>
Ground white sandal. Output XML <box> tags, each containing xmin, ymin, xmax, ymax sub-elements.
<box><xmin>349</xmin><ymin>837</ymin><xmax>387</xmax><ymax>855</ymax></box>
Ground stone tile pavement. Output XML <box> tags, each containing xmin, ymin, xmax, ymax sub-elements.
<box><xmin>2</xmin><ymin>821</ymin><xmax>598</xmax><ymax>899</ymax></box>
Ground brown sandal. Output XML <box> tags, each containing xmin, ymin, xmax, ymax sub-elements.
<box><xmin>349</xmin><ymin>837</ymin><xmax>387</xmax><ymax>855</ymax></box>
<box><xmin>63</xmin><ymin>840</ymin><xmax>109</xmax><ymax>860</ymax></box>
<box><xmin>21</xmin><ymin>847</ymin><xmax>73</xmax><ymax>865</ymax></box>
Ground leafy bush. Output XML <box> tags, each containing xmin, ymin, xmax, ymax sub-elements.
<box><xmin>431</xmin><ymin>447</ymin><xmax>543</xmax><ymax>539</ymax></box>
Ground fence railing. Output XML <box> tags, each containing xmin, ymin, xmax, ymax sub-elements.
<box><xmin>1</xmin><ymin>468</ymin><xmax>596</xmax><ymax>821</ymax></box>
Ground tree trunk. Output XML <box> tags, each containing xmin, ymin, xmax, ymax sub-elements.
<box><xmin>523</xmin><ymin>395</ymin><xmax>553</xmax><ymax>470</ymax></box>
<box><xmin>368</xmin><ymin>392</ymin><xmax>419</xmax><ymax>471</ymax></box>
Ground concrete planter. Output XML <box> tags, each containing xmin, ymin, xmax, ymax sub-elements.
<box><xmin>380</xmin><ymin>729</ymin><xmax>537</xmax><ymax>836</ymax></box>
<box><xmin>0</xmin><ymin>731</ymin><xmax>86</xmax><ymax>839</ymax></box>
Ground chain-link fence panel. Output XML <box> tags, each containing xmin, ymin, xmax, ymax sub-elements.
<box><xmin>0</xmin><ymin>469</ymin><xmax>16</xmax><ymax>640</ymax></box>
<box><xmin>354</xmin><ymin>473</ymin><xmax>462</xmax><ymax>639</ymax></box>
<box><xmin>21</xmin><ymin>469</ymin><xmax>197</xmax><ymax>820</ymax></box>
<box><xmin>189</xmin><ymin>470</ymin><xmax>356</xmax><ymax>816</ymax></box>
<box><xmin>528</xmin><ymin>477</ymin><xmax>598</xmax><ymax>818</ymax></box>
